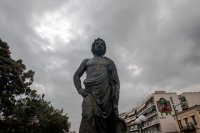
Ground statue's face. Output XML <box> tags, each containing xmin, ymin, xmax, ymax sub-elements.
<box><xmin>93</xmin><ymin>40</ymin><xmax>105</xmax><ymax>56</ymax></box>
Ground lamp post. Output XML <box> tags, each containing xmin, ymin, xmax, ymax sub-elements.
<box><xmin>134</xmin><ymin>115</ymin><xmax>147</xmax><ymax>133</ymax></box>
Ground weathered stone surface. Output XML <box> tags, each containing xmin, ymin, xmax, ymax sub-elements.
<box><xmin>73</xmin><ymin>38</ymin><xmax>127</xmax><ymax>133</ymax></box>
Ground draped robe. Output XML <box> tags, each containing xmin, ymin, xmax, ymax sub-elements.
<box><xmin>74</xmin><ymin>56</ymin><xmax>120</xmax><ymax>133</ymax></box>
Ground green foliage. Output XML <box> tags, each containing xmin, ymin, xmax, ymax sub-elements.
<box><xmin>0</xmin><ymin>39</ymin><xmax>34</xmax><ymax>117</ymax></box>
<box><xmin>0</xmin><ymin>39</ymin><xmax>70</xmax><ymax>133</ymax></box>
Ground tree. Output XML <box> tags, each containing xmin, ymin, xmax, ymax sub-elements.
<box><xmin>0</xmin><ymin>38</ymin><xmax>70</xmax><ymax>133</ymax></box>
<box><xmin>0</xmin><ymin>39</ymin><xmax>34</xmax><ymax>117</ymax></box>
<box><xmin>11</xmin><ymin>93</ymin><xmax>71</xmax><ymax>133</ymax></box>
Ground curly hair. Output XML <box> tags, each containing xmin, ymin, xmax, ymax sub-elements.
<box><xmin>91</xmin><ymin>38</ymin><xmax>106</xmax><ymax>55</ymax></box>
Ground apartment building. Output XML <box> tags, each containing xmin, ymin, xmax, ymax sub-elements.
<box><xmin>120</xmin><ymin>108</ymin><xmax>136</xmax><ymax>128</ymax></box>
<box><xmin>120</xmin><ymin>91</ymin><xmax>200</xmax><ymax>133</ymax></box>
<box><xmin>121</xmin><ymin>91</ymin><xmax>182</xmax><ymax>133</ymax></box>
<box><xmin>174</xmin><ymin>105</ymin><xmax>200</xmax><ymax>133</ymax></box>
<box><xmin>173</xmin><ymin>92</ymin><xmax>200</xmax><ymax>133</ymax></box>
<box><xmin>179</xmin><ymin>92</ymin><xmax>200</xmax><ymax>110</ymax></box>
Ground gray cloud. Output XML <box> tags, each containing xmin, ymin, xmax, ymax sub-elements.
<box><xmin>1</xmin><ymin>0</ymin><xmax>200</xmax><ymax>131</ymax></box>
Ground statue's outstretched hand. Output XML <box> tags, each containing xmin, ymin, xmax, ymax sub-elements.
<box><xmin>78</xmin><ymin>88</ymin><xmax>88</xmax><ymax>97</ymax></box>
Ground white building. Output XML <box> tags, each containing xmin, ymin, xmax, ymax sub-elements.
<box><xmin>121</xmin><ymin>91</ymin><xmax>200</xmax><ymax>133</ymax></box>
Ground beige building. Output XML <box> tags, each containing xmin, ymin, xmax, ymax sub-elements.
<box><xmin>179</xmin><ymin>92</ymin><xmax>200</xmax><ymax>110</ymax></box>
<box><xmin>120</xmin><ymin>108</ymin><xmax>136</xmax><ymax>129</ymax></box>
<box><xmin>174</xmin><ymin>105</ymin><xmax>200</xmax><ymax>133</ymax></box>
<box><xmin>121</xmin><ymin>91</ymin><xmax>182</xmax><ymax>133</ymax></box>
<box><xmin>173</xmin><ymin>92</ymin><xmax>200</xmax><ymax>133</ymax></box>
<box><xmin>120</xmin><ymin>91</ymin><xmax>200</xmax><ymax>133</ymax></box>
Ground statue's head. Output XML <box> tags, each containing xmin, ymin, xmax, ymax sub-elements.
<box><xmin>91</xmin><ymin>38</ymin><xmax>106</xmax><ymax>56</ymax></box>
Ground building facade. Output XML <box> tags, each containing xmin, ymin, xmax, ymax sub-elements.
<box><xmin>174</xmin><ymin>92</ymin><xmax>200</xmax><ymax>133</ymax></box>
<box><xmin>120</xmin><ymin>91</ymin><xmax>181</xmax><ymax>133</ymax></box>
<box><xmin>179</xmin><ymin>92</ymin><xmax>200</xmax><ymax>110</ymax></box>
<box><xmin>174</xmin><ymin>105</ymin><xmax>200</xmax><ymax>133</ymax></box>
<box><xmin>120</xmin><ymin>91</ymin><xmax>200</xmax><ymax>133</ymax></box>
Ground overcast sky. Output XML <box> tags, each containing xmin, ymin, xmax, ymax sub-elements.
<box><xmin>1</xmin><ymin>0</ymin><xmax>200</xmax><ymax>131</ymax></box>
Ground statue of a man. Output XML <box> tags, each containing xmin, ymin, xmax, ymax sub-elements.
<box><xmin>73</xmin><ymin>38</ymin><xmax>126</xmax><ymax>133</ymax></box>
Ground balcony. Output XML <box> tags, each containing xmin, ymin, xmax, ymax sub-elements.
<box><xmin>143</xmin><ymin>119</ymin><xmax>160</xmax><ymax>129</ymax></box>
<box><xmin>129</xmin><ymin>118</ymin><xmax>160</xmax><ymax>132</ymax></box>
<box><xmin>146</xmin><ymin>111</ymin><xmax>157</xmax><ymax>119</ymax></box>
<box><xmin>137</xmin><ymin>103</ymin><xmax>155</xmax><ymax>116</ymax></box>
<box><xmin>181</xmin><ymin>123</ymin><xmax>196</xmax><ymax>132</ymax></box>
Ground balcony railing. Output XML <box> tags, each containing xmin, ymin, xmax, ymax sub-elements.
<box><xmin>137</xmin><ymin>103</ymin><xmax>155</xmax><ymax>116</ymax></box>
<box><xmin>181</xmin><ymin>123</ymin><xmax>196</xmax><ymax>132</ymax></box>
<box><xmin>143</xmin><ymin>119</ymin><xmax>159</xmax><ymax>129</ymax></box>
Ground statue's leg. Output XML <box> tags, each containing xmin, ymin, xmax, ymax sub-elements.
<box><xmin>94</xmin><ymin>112</ymin><xmax>116</xmax><ymax>133</ymax></box>
<box><xmin>79</xmin><ymin>117</ymin><xmax>96</xmax><ymax>133</ymax></box>
<box><xmin>79</xmin><ymin>93</ymin><xmax>96</xmax><ymax>133</ymax></box>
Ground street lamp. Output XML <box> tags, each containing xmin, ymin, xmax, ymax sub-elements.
<box><xmin>134</xmin><ymin>115</ymin><xmax>147</xmax><ymax>133</ymax></box>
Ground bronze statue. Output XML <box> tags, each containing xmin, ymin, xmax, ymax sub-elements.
<box><xmin>73</xmin><ymin>38</ymin><xmax>127</xmax><ymax>133</ymax></box>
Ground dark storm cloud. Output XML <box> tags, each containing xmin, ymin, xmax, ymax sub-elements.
<box><xmin>1</xmin><ymin>0</ymin><xmax>200</xmax><ymax>131</ymax></box>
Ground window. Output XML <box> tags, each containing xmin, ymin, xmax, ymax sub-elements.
<box><xmin>184</xmin><ymin>117</ymin><xmax>189</xmax><ymax>125</ymax></box>
<box><xmin>191</xmin><ymin>115</ymin><xmax>197</xmax><ymax>125</ymax></box>
<box><xmin>178</xmin><ymin>120</ymin><xmax>183</xmax><ymax>128</ymax></box>
<box><xmin>170</xmin><ymin>97</ymin><xmax>174</xmax><ymax>104</ymax></box>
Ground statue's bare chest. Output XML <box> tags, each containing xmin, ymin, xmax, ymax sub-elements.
<box><xmin>86</xmin><ymin>57</ymin><xmax>108</xmax><ymax>77</ymax></box>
